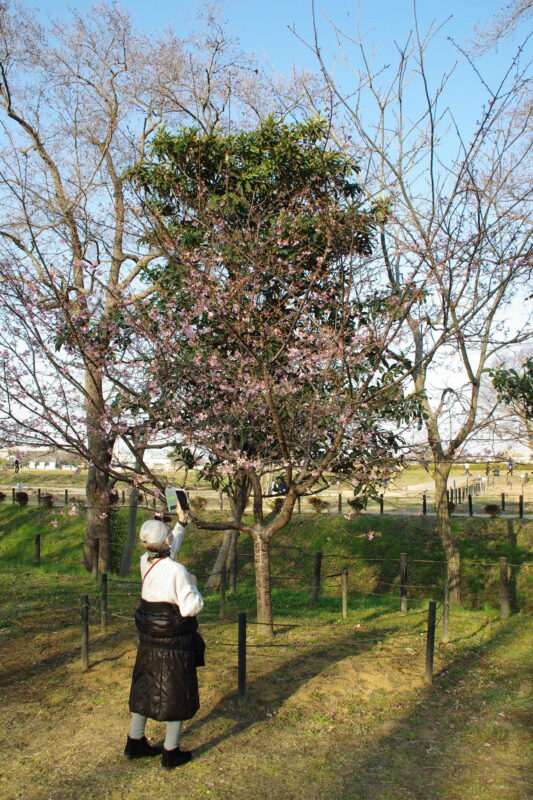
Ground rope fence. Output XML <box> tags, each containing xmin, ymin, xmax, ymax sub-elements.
<box><xmin>75</xmin><ymin>547</ymin><xmax>503</xmax><ymax>703</ymax></box>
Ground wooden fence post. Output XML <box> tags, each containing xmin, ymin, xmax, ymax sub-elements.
<box><xmin>100</xmin><ymin>573</ymin><xmax>108</xmax><ymax>630</ymax></box>
<box><xmin>92</xmin><ymin>539</ymin><xmax>99</xmax><ymax>578</ymax></box>
<box><xmin>81</xmin><ymin>594</ymin><xmax>89</xmax><ymax>671</ymax></box>
<box><xmin>499</xmin><ymin>557</ymin><xmax>510</xmax><ymax>619</ymax></box>
<box><xmin>219</xmin><ymin>492</ymin><xmax>224</xmax><ymax>511</ymax></box>
<box><xmin>34</xmin><ymin>533</ymin><xmax>41</xmax><ymax>567</ymax></box>
<box><xmin>400</xmin><ymin>552</ymin><xmax>408</xmax><ymax>613</ymax></box>
<box><xmin>425</xmin><ymin>600</ymin><xmax>437</xmax><ymax>684</ymax></box>
<box><xmin>237</xmin><ymin>612</ymin><xmax>246</xmax><ymax>704</ymax></box>
<box><xmin>338</xmin><ymin>493</ymin><xmax>342</xmax><ymax>513</ymax></box>
<box><xmin>422</xmin><ymin>494</ymin><xmax>427</xmax><ymax>515</ymax></box>
<box><xmin>219</xmin><ymin>565</ymin><xmax>226</xmax><ymax>620</ymax></box>
<box><xmin>37</xmin><ymin>488</ymin><xmax>41</xmax><ymax>505</ymax></box>
<box><xmin>311</xmin><ymin>552</ymin><xmax>322</xmax><ymax>606</ymax></box>
<box><xmin>342</xmin><ymin>566</ymin><xmax>348</xmax><ymax>618</ymax></box>
<box><xmin>519</xmin><ymin>495</ymin><xmax>524</xmax><ymax>518</ymax></box>
<box><xmin>64</xmin><ymin>489</ymin><xmax>68</xmax><ymax>506</ymax></box>
<box><xmin>468</xmin><ymin>495</ymin><xmax>473</xmax><ymax>516</ymax></box>
<box><xmin>121</xmin><ymin>490</ymin><xmax>125</xmax><ymax>504</ymax></box>
<box><xmin>442</xmin><ymin>580</ymin><xmax>450</xmax><ymax>643</ymax></box>
<box><xmin>501</xmin><ymin>493</ymin><xmax>506</xmax><ymax>511</ymax></box>
<box><xmin>11</xmin><ymin>488</ymin><xmax>15</xmax><ymax>504</ymax></box>
<box><xmin>379</xmin><ymin>494</ymin><xmax>384</xmax><ymax>514</ymax></box>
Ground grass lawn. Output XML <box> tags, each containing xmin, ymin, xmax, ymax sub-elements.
<box><xmin>0</xmin><ymin>507</ymin><xmax>531</xmax><ymax>799</ymax></box>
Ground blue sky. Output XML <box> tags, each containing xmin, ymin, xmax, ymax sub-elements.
<box><xmin>28</xmin><ymin>0</ymin><xmax>528</xmax><ymax>137</ymax></box>
<box><xmin>31</xmin><ymin>0</ymin><xmax>523</xmax><ymax>74</ymax></box>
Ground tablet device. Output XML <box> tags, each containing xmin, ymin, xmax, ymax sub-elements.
<box><xmin>165</xmin><ymin>487</ymin><xmax>190</xmax><ymax>512</ymax></box>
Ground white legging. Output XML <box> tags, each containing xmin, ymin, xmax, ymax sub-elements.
<box><xmin>130</xmin><ymin>712</ymin><xmax>183</xmax><ymax>751</ymax></box>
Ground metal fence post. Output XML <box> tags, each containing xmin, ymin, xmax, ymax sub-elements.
<box><xmin>34</xmin><ymin>533</ymin><xmax>41</xmax><ymax>567</ymax></box>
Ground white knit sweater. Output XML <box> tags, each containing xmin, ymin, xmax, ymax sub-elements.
<box><xmin>140</xmin><ymin>522</ymin><xmax>204</xmax><ymax>617</ymax></box>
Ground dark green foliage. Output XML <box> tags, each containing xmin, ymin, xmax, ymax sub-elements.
<box><xmin>308</xmin><ymin>496</ymin><xmax>331</xmax><ymax>514</ymax></box>
<box><xmin>488</xmin><ymin>358</ymin><xmax>533</xmax><ymax>417</ymax></box>
<box><xmin>485</xmin><ymin>503</ymin><xmax>501</xmax><ymax>518</ymax></box>
<box><xmin>109</xmin><ymin>509</ymin><xmax>129</xmax><ymax>573</ymax></box>
<box><xmin>347</xmin><ymin>496</ymin><xmax>367</xmax><ymax>512</ymax></box>
<box><xmin>189</xmin><ymin>496</ymin><xmax>208</xmax><ymax>514</ymax></box>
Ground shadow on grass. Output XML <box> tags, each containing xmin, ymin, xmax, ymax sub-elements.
<box><xmin>5</xmin><ymin>604</ymin><xmax>530</xmax><ymax>800</ymax></box>
<box><xmin>332</xmin><ymin>617</ymin><xmax>532</xmax><ymax>800</ymax></box>
<box><xmin>186</xmin><ymin>623</ymin><xmax>399</xmax><ymax>758</ymax></box>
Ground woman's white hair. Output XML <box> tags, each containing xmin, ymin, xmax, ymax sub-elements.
<box><xmin>139</xmin><ymin>519</ymin><xmax>169</xmax><ymax>549</ymax></box>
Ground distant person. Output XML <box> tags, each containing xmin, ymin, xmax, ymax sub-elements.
<box><xmin>274</xmin><ymin>476</ymin><xmax>288</xmax><ymax>495</ymax></box>
<box><xmin>507</xmin><ymin>459</ymin><xmax>514</xmax><ymax>476</ymax></box>
<box><xmin>124</xmin><ymin>507</ymin><xmax>205</xmax><ymax>769</ymax></box>
<box><xmin>463</xmin><ymin>463</ymin><xmax>471</xmax><ymax>476</ymax></box>
<box><xmin>14</xmin><ymin>458</ymin><xmax>20</xmax><ymax>473</ymax></box>
<box><xmin>485</xmin><ymin>461</ymin><xmax>491</xmax><ymax>477</ymax></box>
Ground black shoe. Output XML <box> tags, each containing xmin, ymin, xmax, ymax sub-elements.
<box><xmin>161</xmin><ymin>746</ymin><xmax>192</xmax><ymax>769</ymax></box>
<box><xmin>124</xmin><ymin>735</ymin><xmax>163</xmax><ymax>759</ymax></box>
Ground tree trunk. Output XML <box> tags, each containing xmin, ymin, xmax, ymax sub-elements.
<box><xmin>253</xmin><ymin>533</ymin><xmax>273</xmax><ymax>636</ymax></box>
<box><xmin>434</xmin><ymin>462</ymin><xmax>461</xmax><ymax>604</ymax></box>
<box><xmin>204</xmin><ymin>529</ymin><xmax>235</xmax><ymax>591</ymax></box>
<box><xmin>205</xmin><ymin>469</ymin><xmax>250</xmax><ymax>590</ymax></box>
<box><xmin>119</xmin><ymin>485</ymin><xmax>139</xmax><ymax>577</ymax></box>
<box><xmin>83</xmin><ymin>463</ymin><xmax>113</xmax><ymax>571</ymax></box>
<box><xmin>119</xmin><ymin>441</ymin><xmax>146</xmax><ymax>577</ymax></box>
<box><xmin>227</xmin><ymin>529</ymin><xmax>239</xmax><ymax>591</ymax></box>
<box><xmin>82</xmin><ymin>369</ymin><xmax>114</xmax><ymax>572</ymax></box>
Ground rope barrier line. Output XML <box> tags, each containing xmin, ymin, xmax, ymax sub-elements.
<box><xmin>369</xmin><ymin>580</ymin><xmax>442</xmax><ymax>589</ymax></box>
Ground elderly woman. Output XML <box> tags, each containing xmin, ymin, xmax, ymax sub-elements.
<box><xmin>123</xmin><ymin>508</ymin><xmax>205</xmax><ymax>769</ymax></box>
